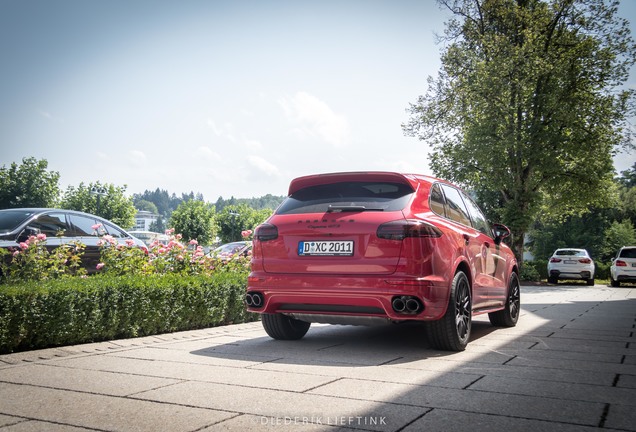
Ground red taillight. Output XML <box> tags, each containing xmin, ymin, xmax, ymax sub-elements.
<box><xmin>550</xmin><ymin>257</ymin><xmax>562</xmax><ymax>263</ymax></box>
<box><xmin>255</xmin><ymin>223</ymin><xmax>278</xmax><ymax>241</ymax></box>
<box><xmin>615</xmin><ymin>260</ymin><xmax>627</xmax><ymax>267</ymax></box>
<box><xmin>377</xmin><ymin>220</ymin><xmax>442</xmax><ymax>240</ymax></box>
<box><xmin>579</xmin><ymin>258</ymin><xmax>591</xmax><ymax>264</ymax></box>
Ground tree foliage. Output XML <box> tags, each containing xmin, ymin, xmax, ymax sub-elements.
<box><xmin>169</xmin><ymin>200</ymin><xmax>216</xmax><ymax>244</ymax></box>
<box><xmin>59</xmin><ymin>182</ymin><xmax>136</xmax><ymax>229</ymax></box>
<box><xmin>216</xmin><ymin>204</ymin><xmax>272</xmax><ymax>243</ymax></box>
<box><xmin>0</xmin><ymin>157</ymin><xmax>60</xmax><ymax>209</ymax></box>
<box><xmin>404</xmin><ymin>0</ymin><xmax>636</xmax><ymax>258</ymax></box>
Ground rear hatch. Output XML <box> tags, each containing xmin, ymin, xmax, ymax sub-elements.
<box><xmin>256</xmin><ymin>173</ymin><xmax>417</xmax><ymax>275</ymax></box>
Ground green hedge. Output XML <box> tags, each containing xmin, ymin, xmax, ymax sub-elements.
<box><xmin>0</xmin><ymin>272</ymin><xmax>257</xmax><ymax>354</ymax></box>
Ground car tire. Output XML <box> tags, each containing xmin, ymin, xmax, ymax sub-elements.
<box><xmin>548</xmin><ymin>276</ymin><xmax>557</xmax><ymax>284</ymax></box>
<box><xmin>587</xmin><ymin>278</ymin><xmax>595</xmax><ymax>286</ymax></box>
<box><xmin>489</xmin><ymin>272</ymin><xmax>521</xmax><ymax>327</ymax></box>
<box><xmin>426</xmin><ymin>270</ymin><xmax>471</xmax><ymax>351</ymax></box>
<box><xmin>261</xmin><ymin>313</ymin><xmax>310</xmax><ymax>340</ymax></box>
<box><xmin>610</xmin><ymin>276</ymin><xmax>620</xmax><ymax>287</ymax></box>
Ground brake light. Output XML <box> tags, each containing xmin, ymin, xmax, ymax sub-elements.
<box><xmin>578</xmin><ymin>258</ymin><xmax>591</xmax><ymax>264</ymax></box>
<box><xmin>377</xmin><ymin>220</ymin><xmax>442</xmax><ymax>240</ymax></box>
<box><xmin>255</xmin><ymin>223</ymin><xmax>278</xmax><ymax>241</ymax></box>
<box><xmin>615</xmin><ymin>260</ymin><xmax>627</xmax><ymax>267</ymax></box>
<box><xmin>550</xmin><ymin>258</ymin><xmax>561</xmax><ymax>263</ymax></box>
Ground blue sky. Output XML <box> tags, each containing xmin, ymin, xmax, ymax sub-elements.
<box><xmin>1</xmin><ymin>0</ymin><xmax>635</xmax><ymax>202</ymax></box>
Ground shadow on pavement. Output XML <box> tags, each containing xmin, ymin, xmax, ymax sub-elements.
<box><xmin>190</xmin><ymin>285</ymin><xmax>636</xmax><ymax>431</ymax></box>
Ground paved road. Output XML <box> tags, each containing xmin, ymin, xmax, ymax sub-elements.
<box><xmin>0</xmin><ymin>284</ymin><xmax>634</xmax><ymax>431</ymax></box>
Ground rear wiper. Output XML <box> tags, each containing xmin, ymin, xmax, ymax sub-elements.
<box><xmin>327</xmin><ymin>205</ymin><xmax>385</xmax><ymax>212</ymax></box>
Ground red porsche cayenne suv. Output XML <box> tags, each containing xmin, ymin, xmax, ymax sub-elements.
<box><xmin>246</xmin><ymin>172</ymin><xmax>520</xmax><ymax>351</ymax></box>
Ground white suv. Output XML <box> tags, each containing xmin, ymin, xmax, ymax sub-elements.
<box><xmin>547</xmin><ymin>248</ymin><xmax>595</xmax><ymax>286</ymax></box>
<box><xmin>610</xmin><ymin>246</ymin><xmax>636</xmax><ymax>287</ymax></box>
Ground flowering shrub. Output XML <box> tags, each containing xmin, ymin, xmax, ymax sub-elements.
<box><xmin>0</xmin><ymin>234</ymin><xmax>86</xmax><ymax>283</ymax></box>
<box><xmin>94</xmin><ymin>228</ymin><xmax>250</xmax><ymax>276</ymax></box>
<box><xmin>0</xmin><ymin>227</ymin><xmax>250</xmax><ymax>283</ymax></box>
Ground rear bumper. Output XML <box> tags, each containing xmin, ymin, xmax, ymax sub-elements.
<box><xmin>246</xmin><ymin>273</ymin><xmax>450</xmax><ymax>322</ymax></box>
<box><xmin>549</xmin><ymin>269</ymin><xmax>593</xmax><ymax>280</ymax></box>
<box><xmin>616</xmin><ymin>274</ymin><xmax>636</xmax><ymax>282</ymax></box>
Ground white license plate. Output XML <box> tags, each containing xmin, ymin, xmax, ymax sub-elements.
<box><xmin>564</xmin><ymin>260</ymin><xmax>577</xmax><ymax>264</ymax></box>
<box><xmin>298</xmin><ymin>240</ymin><xmax>353</xmax><ymax>256</ymax></box>
<box><xmin>632</xmin><ymin>263</ymin><xmax>636</xmax><ymax>267</ymax></box>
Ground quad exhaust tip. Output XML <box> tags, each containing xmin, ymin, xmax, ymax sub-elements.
<box><xmin>245</xmin><ymin>292</ymin><xmax>264</xmax><ymax>308</ymax></box>
<box><xmin>391</xmin><ymin>295</ymin><xmax>423</xmax><ymax>315</ymax></box>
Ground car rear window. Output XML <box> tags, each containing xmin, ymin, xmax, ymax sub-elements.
<box><xmin>556</xmin><ymin>250</ymin><xmax>587</xmax><ymax>257</ymax></box>
<box><xmin>276</xmin><ymin>181</ymin><xmax>414</xmax><ymax>214</ymax></box>
<box><xmin>619</xmin><ymin>248</ymin><xmax>636</xmax><ymax>259</ymax></box>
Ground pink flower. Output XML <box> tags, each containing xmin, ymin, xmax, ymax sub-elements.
<box><xmin>91</xmin><ymin>223</ymin><xmax>102</xmax><ymax>230</ymax></box>
<box><xmin>189</xmin><ymin>239</ymin><xmax>198</xmax><ymax>246</ymax></box>
<box><xmin>165</xmin><ymin>228</ymin><xmax>175</xmax><ymax>235</ymax></box>
<box><xmin>12</xmin><ymin>250</ymin><xmax>20</xmax><ymax>257</ymax></box>
<box><xmin>36</xmin><ymin>233</ymin><xmax>47</xmax><ymax>241</ymax></box>
<box><xmin>96</xmin><ymin>263</ymin><xmax>105</xmax><ymax>270</ymax></box>
<box><xmin>102</xmin><ymin>234</ymin><xmax>116</xmax><ymax>245</ymax></box>
<box><xmin>158</xmin><ymin>248</ymin><xmax>167</xmax><ymax>254</ymax></box>
<box><xmin>175</xmin><ymin>234</ymin><xmax>182</xmax><ymax>240</ymax></box>
<box><xmin>125</xmin><ymin>239</ymin><xmax>134</xmax><ymax>247</ymax></box>
<box><xmin>19</xmin><ymin>242</ymin><xmax>28</xmax><ymax>250</ymax></box>
<box><xmin>176</xmin><ymin>254</ymin><xmax>184</xmax><ymax>261</ymax></box>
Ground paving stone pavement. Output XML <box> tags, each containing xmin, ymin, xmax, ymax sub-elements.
<box><xmin>0</xmin><ymin>284</ymin><xmax>634</xmax><ymax>431</ymax></box>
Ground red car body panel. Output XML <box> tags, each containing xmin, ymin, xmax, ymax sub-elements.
<box><xmin>247</xmin><ymin>172</ymin><xmax>517</xmax><ymax>325</ymax></box>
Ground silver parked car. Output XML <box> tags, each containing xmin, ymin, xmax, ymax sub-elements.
<box><xmin>0</xmin><ymin>208</ymin><xmax>146</xmax><ymax>273</ymax></box>
<box><xmin>547</xmin><ymin>248</ymin><xmax>595</xmax><ymax>285</ymax></box>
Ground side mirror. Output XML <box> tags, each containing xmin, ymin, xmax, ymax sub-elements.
<box><xmin>492</xmin><ymin>223</ymin><xmax>511</xmax><ymax>245</ymax></box>
<box><xmin>17</xmin><ymin>226</ymin><xmax>41</xmax><ymax>243</ymax></box>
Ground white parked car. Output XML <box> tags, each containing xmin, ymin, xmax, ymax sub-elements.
<box><xmin>610</xmin><ymin>246</ymin><xmax>636</xmax><ymax>287</ymax></box>
<box><xmin>547</xmin><ymin>248</ymin><xmax>595</xmax><ymax>286</ymax></box>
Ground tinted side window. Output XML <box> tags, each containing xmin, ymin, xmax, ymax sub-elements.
<box><xmin>31</xmin><ymin>213</ymin><xmax>69</xmax><ymax>237</ymax></box>
<box><xmin>440</xmin><ymin>185</ymin><xmax>471</xmax><ymax>227</ymax></box>
<box><xmin>103</xmin><ymin>222</ymin><xmax>126</xmax><ymax>238</ymax></box>
<box><xmin>429</xmin><ymin>183</ymin><xmax>446</xmax><ymax>217</ymax></box>
<box><xmin>69</xmin><ymin>215</ymin><xmax>100</xmax><ymax>236</ymax></box>
<box><xmin>461</xmin><ymin>193</ymin><xmax>490</xmax><ymax>235</ymax></box>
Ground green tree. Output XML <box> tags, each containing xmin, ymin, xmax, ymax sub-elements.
<box><xmin>602</xmin><ymin>220</ymin><xmax>636</xmax><ymax>261</ymax></box>
<box><xmin>135</xmin><ymin>199</ymin><xmax>159</xmax><ymax>215</ymax></box>
<box><xmin>404</xmin><ymin>0</ymin><xmax>636</xmax><ymax>258</ymax></box>
<box><xmin>149</xmin><ymin>217</ymin><xmax>166</xmax><ymax>233</ymax></box>
<box><xmin>0</xmin><ymin>157</ymin><xmax>60</xmax><ymax>209</ymax></box>
<box><xmin>169</xmin><ymin>200</ymin><xmax>216</xmax><ymax>244</ymax></box>
<box><xmin>618</xmin><ymin>163</ymin><xmax>636</xmax><ymax>188</ymax></box>
<box><xmin>59</xmin><ymin>181</ymin><xmax>136</xmax><ymax>229</ymax></box>
<box><xmin>216</xmin><ymin>204</ymin><xmax>272</xmax><ymax>243</ymax></box>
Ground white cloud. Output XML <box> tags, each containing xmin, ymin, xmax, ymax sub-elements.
<box><xmin>244</xmin><ymin>138</ymin><xmax>262</xmax><ymax>151</ymax></box>
<box><xmin>279</xmin><ymin>91</ymin><xmax>350</xmax><ymax>147</ymax></box>
<box><xmin>196</xmin><ymin>146</ymin><xmax>222</xmax><ymax>162</ymax></box>
<box><xmin>127</xmin><ymin>150</ymin><xmax>147</xmax><ymax>167</ymax></box>
<box><xmin>247</xmin><ymin>155</ymin><xmax>280</xmax><ymax>177</ymax></box>
<box><xmin>206</xmin><ymin>119</ymin><xmax>236</xmax><ymax>142</ymax></box>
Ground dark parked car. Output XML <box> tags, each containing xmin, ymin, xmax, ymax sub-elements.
<box><xmin>246</xmin><ymin>171</ymin><xmax>520</xmax><ymax>351</ymax></box>
<box><xmin>0</xmin><ymin>208</ymin><xmax>146</xmax><ymax>273</ymax></box>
